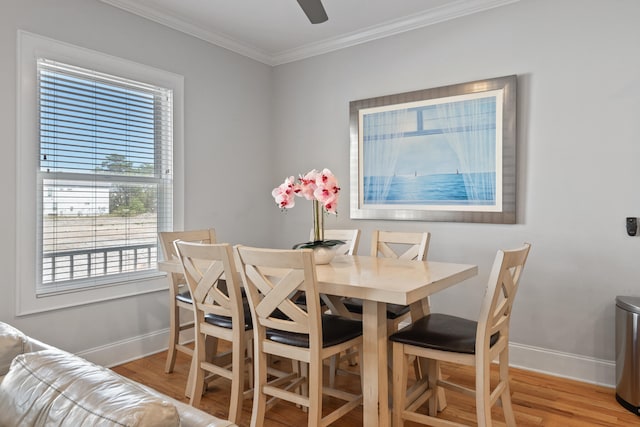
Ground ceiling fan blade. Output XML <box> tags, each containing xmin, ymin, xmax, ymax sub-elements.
<box><xmin>296</xmin><ymin>0</ymin><xmax>328</xmax><ymax>24</ymax></box>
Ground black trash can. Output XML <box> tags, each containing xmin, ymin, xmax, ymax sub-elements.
<box><xmin>616</xmin><ymin>296</ymin><xmax>640</xmax><ymax>415</ymax></box>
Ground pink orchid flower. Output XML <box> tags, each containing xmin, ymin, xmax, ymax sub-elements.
<box><xmin>297</xmin><ymin>169</ymin><xmax>319</xmax><ymax>200</ymax></box>
<box><xmin>316</xmin><ymin>168</ymin><xmax>333</xmax><ymax>184</ymax></box>
<box><xmin>317</xmin><ymin>169</ymin><xmax>340</xmax><ymax>193</ymax></box>
<box><xmin>271</xmin><ymin>176</ymin><xmax>296</xmax><ymax>209</ymax></box>
<box><xmin>272</xmin><ymin>168</ymin><xmax>340</xmax><ymax>214</ymax></box>
<box><xmin>314</xmin><ymin>187</ymin><xmax>339</xmax><ymax>212</ymax></box>
<box><xmin>324</xmin><ymin>202</ymin><xmax>337</xmax><ymax>214</ymax></box>
<box><xmin>323</xmin><ymin>194</ymin><xmax>338</xmax><ymax>214</ymax></box>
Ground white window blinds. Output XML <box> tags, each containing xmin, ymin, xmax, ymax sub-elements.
<box><xmin>37</xmin><ymin>58</ymin><xmax>173</xmax><ymax>295</ymax></box>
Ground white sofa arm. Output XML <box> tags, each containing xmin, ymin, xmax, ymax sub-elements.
<box><xmin>0</xmin><ymin>323</ymin><xmax>237</xmax><ymax>427</ymax></box>
<box><xmin>0</xmin><ymin>322</ymin><xmax>31</xmax><ymax>377</ymax></box>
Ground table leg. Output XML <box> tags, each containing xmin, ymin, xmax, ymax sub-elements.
<box><xmin>362</xmin><ymin>300</ymin><xmax>390</xmax><ymax>427</ymax></box>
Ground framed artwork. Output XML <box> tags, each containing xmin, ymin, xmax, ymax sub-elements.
<box><xmin>349</xmin><ymin>75</ymin><xmax>517</xmax><ymax>223</ymax></box>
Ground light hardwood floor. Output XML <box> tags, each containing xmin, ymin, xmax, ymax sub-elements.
<box><xmin>112</xmin><ymin>347</ymin><xmax>639</xmax><ymax>426</ymax></box>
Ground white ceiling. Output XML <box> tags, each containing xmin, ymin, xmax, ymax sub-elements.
<box><xmin>99</xmin><ymin>0</ymin><xmax>519</xmax><ymax>65</ymax></box>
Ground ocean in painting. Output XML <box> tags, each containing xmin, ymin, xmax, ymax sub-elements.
<box><xmin>364</xmin><ymin>172</ymin><xmax>495</xmax><ymax>205</ymax></box>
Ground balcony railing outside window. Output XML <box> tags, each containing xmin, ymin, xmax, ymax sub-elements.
<box><xmin>42</xmin><ymin>243</ymin><xmax>157</xmax><ymax>285</ymax></box>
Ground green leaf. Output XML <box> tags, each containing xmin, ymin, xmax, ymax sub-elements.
<box><xmin>292</xmin><ymin>239</ymin><xmax>345</xmax><ymax>250</ymax></box>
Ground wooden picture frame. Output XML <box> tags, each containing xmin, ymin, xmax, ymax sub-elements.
<box><xmin>349</xmin><ymin>75</ymin><xmax>517</xmax><ymax>223</ymax></box>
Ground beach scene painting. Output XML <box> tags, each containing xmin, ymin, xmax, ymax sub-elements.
<box><xmin>358</xmin><ymin>90</ymin><xmax>503</xmax><ymax>212</ymax></box>
<box><xmin>349</xmin><ymin>75</ymin><xmax>517</xmax><ymax>223</ymax></box>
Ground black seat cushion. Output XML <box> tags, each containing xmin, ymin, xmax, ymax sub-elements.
<box><xmin>342</xmin><ymin>297</ymin><xmax>410</xmax><ymax>320</ymax></box>
<box><xmin>203</xmin><ymin>300</ymin><xmax>253</xmax><ymax>331</ymax></box>
<box><xmin>266</xmin><ymin>314</ymin><xmax>362</xmax><ymax>348</ymax></box>
<box><xmin>175</xmin><ymin>290</ymin><xmax>192</xmax><ymax>304</ymax></box>
<box><xmin>389</xmin><ymin>313</ymin><xmax>499</xmax><ymax>355</ymax></box>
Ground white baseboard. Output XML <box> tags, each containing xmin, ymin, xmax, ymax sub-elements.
<box><xmin>509</xmin><ymin>342</ymin><xmax>615</xmax><ymax>388</ymax></box>
<box><xmin>77</xmin><ymin>327</ymin><xmax>194</xmax><ymax>368</ymax></box>
<box><xmin>76</xmin><ymin>329</ymin><xmax>616</xmax><ymax>388</ymax></box>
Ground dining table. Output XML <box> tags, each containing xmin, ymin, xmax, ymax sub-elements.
<box><xmin>158</xmin><ymin>252</ymin><xmax>477</xmax><ymax>427</ymax></box>
<box><xmin>313</xmin><ymin>254</ymin><xmax>477</xmax><ymax>427</ymax></box>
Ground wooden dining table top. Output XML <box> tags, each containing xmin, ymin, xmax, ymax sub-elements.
<box><xmin>313</xmin><ymin>254</ymin><xmax>477</xmax><ymax>305</ymax></box>
<box><xmin>158</xmin><ymin>254</ymin><xmax>477</xmax><ymax>303</ymax></box>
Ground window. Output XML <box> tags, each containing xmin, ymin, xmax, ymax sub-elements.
<box><xmin>38</xmin><ymin>59</ymin><xmax>173</xmax><ymax>294</ymax></box>
<box><xmin>18</xmin><ymin>31</ymin><xmax>184</xmax><ymax>314</ymax></box>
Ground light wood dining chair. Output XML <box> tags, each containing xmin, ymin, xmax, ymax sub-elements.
<box><xmin>234</xmin><ymin>245</ymin><xmax>363</xmax><ymax>427</ymax></box>
<box><xmin>159</xmin><ymin>228</ymin><xmax>217</xmax><ymax>374</ymax></box>
<box><xmin>390</xmin><ymin>243</ymin><xmax>531</xmax><ymax>427</ymax></box>
<box><xmin>342</xmin><ymin>230</ymin><xmax>431</xmax><ymax>332</ymax></box>
<box><xmin>174</xmin><ymin>241</ymin><xmax>252</xmax><ymax>424</ymax></box>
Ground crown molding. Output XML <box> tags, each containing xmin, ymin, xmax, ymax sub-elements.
<box><xmin>100</xmin><ymin>0</ymin><xmax>519</xmax><ymax>67</ymax></box>
<box><xmin>99</xmin><ymin>0</ymin><xmax>273</xmax><ymax>64</ymax></box>
<box><xmin>271</xmin><ymin>0</ymin><xmax>520</xmax><ymax>65</ymax></box>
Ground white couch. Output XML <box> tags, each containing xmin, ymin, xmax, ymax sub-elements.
<box><xmin>0</xmin><ymin>322</ymin><xmax>237</xmax><ymax>427</ymax></box>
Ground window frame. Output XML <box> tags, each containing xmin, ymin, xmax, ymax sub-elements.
<box><xmin>16</xmin><ymin>31</ymin><xmax>184</xmax><ymax>315</ymax></box>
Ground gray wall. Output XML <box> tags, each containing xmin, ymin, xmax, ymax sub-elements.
<box><xmin>271</xmin><ymin>0</ymin><xmax>640</xmax><ymax>383</ymax></box>
<box><xmin>1</xmin><ymin>0</ymin><xmax>639</xmax><ymax>385</ymax></box>
<box><xmin>0</xmin><ymin>0</ymin><xmax>272</xmax><ymax>354</ymax></box>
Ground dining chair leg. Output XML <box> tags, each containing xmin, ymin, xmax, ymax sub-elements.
<box><xmin>247</xmin><ymin>340</ymin><xmax>254</xmax><ymax>389</ymax></box>
<box><xmin>329</xmin><ymin>355</ymin><xmax>337</xmax><ymax>387</ymax></box>
<box><xmin>307</xmin><ymin>354</ymin><xmax>323</xmax><ymax>427</ymax></box>
<box><xmin>291</xmin><ymin>360</ymin><xmax>302</xmax><ymax>400</ymax></box>
<box><xmin>290</xmin><ymin>360</ymin><xmax>309</xmax><ymax>412</ymax></box>
<box><xmin>392</xmin><ymin>342</ymin><xmax>407</xmax><ymax>427</ymax></box>
<box><xmin>476</xmin><ymin>359</ymin><xmax>493</xmax><ymax>427</ymax></box>
<box><xmin>436</xmin><ymin>364</ymin><xmax>447</xmax><ymax>412</ymax></box>
<box><xmin>413</xmin><ymin>357</ymin><xmax>424</xmax><ymax>380</ymax></box>
<box><xmin>186</xmin><ymin>335</ymin><xmax>217</xmax><ymax>399</ymax></box>
<box><xmin>358</xmin><ymin>346</ymin><xmax>364</xmax><ymax>390</ymax></box>
<box><xmin>250</xmin><ymin>346</ymin><xmax>268</xmax><ymax>427</ymax></box>
<box><xmin>205</xmin><ymin>335</ymin><xmax>218</xmax><ymax>362</ymax></box>
<box><xmin>228</xmin><ymin>337</ymin><xmax>245</xmax><ymax>424</ymax></box>
<box><xmin>189</xmin><ymin>334</ymin><xmax>207</xmax><ymax>407</ymax></box>
<box><xmin>301</xmin><ymin>361</ymin><xmax>309</xmax><ymax>399</ymax></box>
<box><xmin>427</xmin><ymin>359</ymin><xmax>439</xmax><ymax>416</ymax></box>
<box><xmin>165</xmin><ymin>302</ymin><xmax>180</xmax><ymax>373</ymax></box>
<box><xmin>328</xmin><ymin>349</ymin><xmax>358</xmax><ymax>388</ymax></box>
<box><xmin>500</xmin><ymin>349</ymin><xmax>517</xmax><ymax>427</ymax></box>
